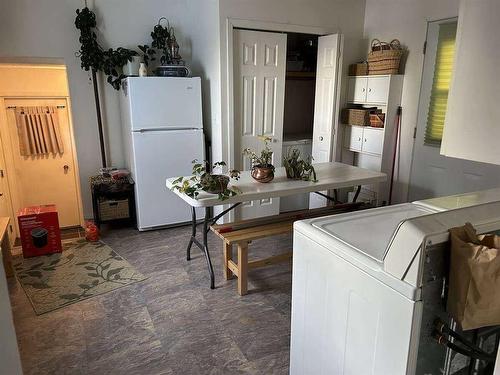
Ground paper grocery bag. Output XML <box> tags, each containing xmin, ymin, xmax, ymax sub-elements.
<box><xmin>447</xmin><ymin>222</ymin><xmax>500</xmax><ymax>330</ymax></box>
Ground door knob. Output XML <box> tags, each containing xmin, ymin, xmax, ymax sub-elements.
<box><xmin>319</xmin><ymin>136</ymin><xmax>324</xmax><ymax>141</ymax></box>
<box><xmin>63</xmin><ymin>165</ymin><xmax>69</xmax><ymax>173</ymax></box>
<box><xmin>368</xmin><ymin>88</ymin><xmax>372</xmax><ymax>92</ymax></box>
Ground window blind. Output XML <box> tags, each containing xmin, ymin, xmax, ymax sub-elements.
<box><xmin>424</xmin><ymin>21</ymin><xmax>458</xmax><ymax>145</ymax></box>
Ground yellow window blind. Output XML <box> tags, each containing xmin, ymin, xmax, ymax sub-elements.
<box><xmin>425</xmin><ymin>21</ymin><xmax>458</xmax><ymax>145</ymax></box>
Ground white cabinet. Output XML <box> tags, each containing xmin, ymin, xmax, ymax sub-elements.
<box><xmin>366</xmin><ymin>76</ymin><xmax>390</xmax><ymax>104</ymax></box>
<box><xmin>342</xmin><ymin>74</ymin><xmax>404</xmax><ymax>205</ymax></box>
<box><xmin>347</xmin><ymin>77</ymin><xmax>368</xmax><ymax>103</ymax></box>
<box><xmin>344</xmin><ymin>126</ymin><xmax>383</xmax><ymax>155</ymax></box>
<box><xmin>347</xmin><ymin>75</ymin><xmax>390</xmax><ymax>104</ymax></box>
<box><xmin>362</xmin><ymin>127</ymin><xmax>384</xmax><ymax>155</ymax></box>
<box><xmin>344</xmin><ymin>125</ymin><xmax>363</xmax><ymax>152</ymax></box>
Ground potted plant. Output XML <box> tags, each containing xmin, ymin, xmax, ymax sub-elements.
<box><xmin>171</xmin><ymin>160</ymin><xmax>241</xmax><ymax>200</ymax></box>
<box><xmin>138</xmin><ymin>44</ymin><xmax>156</xmax><ymax>67</ymax></box>
<box><xmin>243</xmin><ymin>136</ymin><xmax>275</xmax><ymax>183</ymax></box>
<box><xmin>282</xmin><ymin>148</ymin><xmax>317</xmax><ymax>182</ymax></box>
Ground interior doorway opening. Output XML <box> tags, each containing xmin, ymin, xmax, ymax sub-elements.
<box><xmin>231</xmin><ymin>24</ymin><xmax>342</xmax><ymax>220</ymax></box>
<box><xmin>0</xmin><ymin>62</ymin><xmax>84</xmax><ymax>240</ymax></box>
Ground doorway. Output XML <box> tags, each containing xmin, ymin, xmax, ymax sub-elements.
<box><xmin>0</xmin><ymin>63</ymin><xmax>83</xmax><ymax>236</ymax></box>
<box><xmin>408</xmin><ymin>19</ymin><xmax>500</xmax><ymax>201</ymax></box>
<box><xmin>230</xmin><ymin>25</ymin><xmax>342</xmax><ymax>220</ymax></box>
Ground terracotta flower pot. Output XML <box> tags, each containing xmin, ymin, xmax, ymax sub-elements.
<box><xmin>200</xmin><ymin>174</ymin><xmax>230</xmax><ymax>194</ymax></box>
<box><xmin>251</xmin><ymin>165</ymin><xmax>275</xmax><ymax>183</ymax></box>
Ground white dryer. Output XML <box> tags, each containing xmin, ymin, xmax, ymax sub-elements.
<box><xmin>290</xmin><ymin>201</ymin><xmax>500</xmax><ymax>374</ymax></box>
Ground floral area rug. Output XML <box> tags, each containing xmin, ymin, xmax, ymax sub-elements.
<box><xmin>13</xmin><ymin>239</ymin><xmax>147</xmax><ymax>315</ymax></box>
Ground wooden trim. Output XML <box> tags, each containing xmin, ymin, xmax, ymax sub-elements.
<box><xmin>237</xmin><ymin>243</ymin><xmax>248</xmax><ymax>296</ymax></box>
<box><xmin>227</xmin><ymin>259</ymin><xmax>239</xmax><ymax>277</ymax></box>
<box><xmin>0</xmin><ymin>217</ymin><xmax>13</xmax><ymax>277</ymax></box>
<box><xmin>223</xmin><ymin>242</ymin><xmax>234</xmax><ymax>280</ymax></box>
<box><xmin>248</xmin><ymin>252</ymin><xmax>292</xmax><ymax>269</ymax></box>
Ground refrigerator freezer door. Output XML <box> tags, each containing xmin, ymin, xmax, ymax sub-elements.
<box><xmin>131</xmin><ymin>129</ymin><xmax>204</xmax><ymax>230</ymax></box>
<box><xmin>125</xmin><ymin>77</ymin><xmax>202</xmax><ymax>130</ymax></box>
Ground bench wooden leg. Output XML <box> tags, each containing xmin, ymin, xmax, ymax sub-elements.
<box><xmin>237</xmin><ymin>242</ymin><xmax>248</xmax><ymax>296</ymax></box>
<box><xmin>223</xmin><ymin>242</ymin><xmax>234</xmax><ymax>280</ymax></box>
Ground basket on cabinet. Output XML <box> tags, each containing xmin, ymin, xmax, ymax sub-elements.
<box><xmin>341</xmin><ymin>108</ymin><xmax>371</xmax><ymax>126</ymax></box>
<box><xmin>367</xmin><ymin>39</ymin><xmax>404</xmax><ymax>75</ymax></box>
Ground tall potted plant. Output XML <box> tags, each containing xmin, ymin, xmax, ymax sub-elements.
<box><xmin>75</xmin><ymin>6</ymin><xmax>137</xmax><ymax>167</ymax></box>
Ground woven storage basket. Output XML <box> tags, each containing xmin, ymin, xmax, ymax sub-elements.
<box><xmin>369</xmin><ymin>113</ymin><xmax>385</xmax><ymax>128</ymax></box>
<box><xmin>99</xmin><ymin>199</ymin><xmax>130</xmax><ymax>221</ymax></box>
<box><xmin>367</xmin><ymin>39</ymin><xmax>403</xmax><ymax>75</ymax></box>
<box><xmin>349</xmin><ymin>62</ymin><xmax>368</xmax><ymax>76</ymax></box>
<box><xmin>341</xmin><ymin>108</ymin><xmax>371</xmax><ymax>126</ymax></box>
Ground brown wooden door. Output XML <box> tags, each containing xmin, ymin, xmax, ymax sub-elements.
<box><xmin>4</xmin><ymin>98</ymin><xmax>81</xmax><ymax>228</ymax></box>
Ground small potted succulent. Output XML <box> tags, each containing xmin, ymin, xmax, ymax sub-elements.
<box><xmin>171</xmin><ymin>160</ymin><xmax>240</xmax><ymax>200</ymax></box>
<box><xmin>243</xmin><ymin>136</ymin><xmax>275</xmax><ymax>183</ymax></box>
<box><xmin>282</xmin><ymin>148</ymin><xmax>317</xmax><ymax>182</ymax></box>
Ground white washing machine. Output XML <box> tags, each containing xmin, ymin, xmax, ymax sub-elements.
<box><xmin>281</xmin><ymin>138</ymin><xmax>313</xmax><ymax>212</ymax></box>
<box><xmin>414</xmin><ymin>187</ymin><xmax>500</xmax><ymax>211</ymax></box>
<box><xmin>290</xmin><ymin>200</ymin><xmax>500</xmax><ymax>374</ymax></box>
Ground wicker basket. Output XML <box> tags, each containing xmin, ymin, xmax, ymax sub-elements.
<box><xmin>341</xmin><ymin>108</ymin><xmax>371</xmax><ymax>126</ymax></box>
<box><xmin>367</xmin><ymin>39</ymin><xmax>404</xmax><ymax>75</ymax></box>
<box><xmin>349</xmin><ymin>62</ymin><xmax>368</xmax><ymax>76</ymax></box>
<box><xmin>369</xmin><ymin>113</ymin><xmax>385</xmax><ymax>128</ymax></box>
<box><xmin>99</xmin><ymin>199</ymin><xmax>130</xmax><ymax>221</ymax></box>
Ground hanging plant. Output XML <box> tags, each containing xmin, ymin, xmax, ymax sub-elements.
<box><xmin>151</xmin><ymin>18</ymin><xmax>173</xmax><ymax>65</ymax></box>
<box><xmin>75</xmin><ymin>7</ymin><xmax>137</xmax><ymax>90</ymax></box>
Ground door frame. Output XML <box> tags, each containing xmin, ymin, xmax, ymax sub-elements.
<box><xmin>0</xmin><ymin>64</ymin><xmax>84</xmax><ymax>233</ymax></box>
<box><xmin>222</xmin><ymin>19</ymin><xmax>341</xmax><ymax>221</ymax></box>
<box><xmin>224</xmin><ymin>18</ymin><xmax>339</xmax><ymax>168</ymax></box>
<box><xmin>407</xmin><ymin>17</ymin><xmax>460</xmax><ymax>201</ymax></box>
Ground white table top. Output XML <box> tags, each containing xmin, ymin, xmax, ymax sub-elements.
<box><xmin>166</xmin><ymin>162</ymin><xmax>386</xmax><ymax>208</ymax></box>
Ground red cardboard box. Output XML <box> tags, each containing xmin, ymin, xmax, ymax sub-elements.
<box><xmin>18</xmin><ymin>205</ymin><xmax>62</xmax><ymax>258</ymax></box>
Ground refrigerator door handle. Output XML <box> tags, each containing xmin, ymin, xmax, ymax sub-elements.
<box><xmin>134</xmin><ymin>127</ymin><xmax>202</xmax><ymax>133</ymax></box>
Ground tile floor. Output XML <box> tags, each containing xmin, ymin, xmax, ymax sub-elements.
<box><xmin>8</xmin><ymin>224</ymin><xmax>293</xmax><ymax>374</ymax></box>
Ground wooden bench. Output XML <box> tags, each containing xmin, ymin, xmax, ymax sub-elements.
<box><xmin>211</xmin><ymin>203</ymin><xmax>363</xmax><ymax>295</ymax></box>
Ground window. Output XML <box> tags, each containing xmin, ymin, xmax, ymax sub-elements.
<box><xmin>424</xmin><ymin>21</ymin><xmax>458</xmax><ymax>145</ymax></box>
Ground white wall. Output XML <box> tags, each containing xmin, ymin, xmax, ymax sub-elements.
<box><xmin>0</xmin><ymin>0</ymin><xmax>219</xmax><ymax>218</ymax></box>
<box><xmin>217</xmin><ymin>0</ymin><xmax>367</xmax><ymax>165</ymax></box>
<box><xmin>363</xmin><ymin>0</ymin><xmax>460</xmax><ymax>203</ymax></box>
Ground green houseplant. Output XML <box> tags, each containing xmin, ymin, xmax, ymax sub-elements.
<box><xmin>171</xmin><ymin>160</ymin><xmax>241</xmax><ymax>201</ymax></box>
<box><xmin>243</xmin><ymin>136</ymin><xmax>275</xmax><ymax>183</ymax></box>
<box><xmin>75</xmin><ymin>7</ymin><xmax>137</xmax><ymax>90</ymax></box>
<box><xmin>282</xmin><ymin>148</ymin><xmax>317</xmax><ymax>182</ymax></box>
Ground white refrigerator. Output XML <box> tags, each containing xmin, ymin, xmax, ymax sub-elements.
<box><xmin>120</xmin><ymin>77</ymin><xmax>205</xmax><ymax>230</ymax></box>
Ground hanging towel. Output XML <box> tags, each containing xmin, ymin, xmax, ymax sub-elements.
<box><xmin>15</xmin><ymin>106</ymin><xmax>64</xmax><ymax>156</ymax></box>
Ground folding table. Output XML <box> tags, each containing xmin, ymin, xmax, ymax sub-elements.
<box><xmin>166</xmin><ymin>162</ymin><xmax>386</xmax><ymax>289</ymax></box>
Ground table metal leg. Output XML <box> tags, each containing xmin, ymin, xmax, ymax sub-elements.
<box><xmin>186</xmin><ymin>206</ymin><xmax>197</xmax><ymax>261</ymax></box>
<box><xmin>185</xmin><ymin>203</ymin><xmax>241</xmax><ymax>289</ymax></box>
<box><xmin>202</xmin><ymin>207</ymin><xmax>215</xmax><ymax>289</ymax></box>
<box><xmin>352</xmin><ymin>185</ymin><xmax>362</xmax><ymax>203</ymax></box>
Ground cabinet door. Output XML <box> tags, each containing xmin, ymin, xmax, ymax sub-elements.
<box><xmin>366</xmin><ymin>76</ymin><xmax>390</xmax><ymax>103</ymax></box>
<box><xmin>362</xmin><ymin>127</ymin><xmax>384</xmax><ymax>155</ymax></box>
<box><xmin>347</xmin><ymin>77</ymin><xmax>368</xmax><ymax>103</ymax></box>
<box><xmin>344</xmin><ymin>125</ymin><xmax>363</xmax><ymax>152</ymax></box>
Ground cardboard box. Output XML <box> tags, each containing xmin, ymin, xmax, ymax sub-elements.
<box><xmin>18</xmin><ymin>205</ymin><xmax>62</xmax><ymax>257</ymax></box>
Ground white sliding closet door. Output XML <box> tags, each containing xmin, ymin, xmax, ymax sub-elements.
<box><xmin>233</xmin><ymin>29</ymin><xmax>287</xmax><ymax>220</ymax></box>
<box><xmin>310</xmin><ymin>33</ymin><xmax>342</xmax><ymax>208</ymax></box>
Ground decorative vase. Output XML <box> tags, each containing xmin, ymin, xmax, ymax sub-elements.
<box><xmin>123</xmin><ymin>56</ymin><xmax>141</xmax><ymax>76</ymax></box>
<box><xmin>139</xmin><ymin>63</ymin><xmax>148</xmax><ymax>77</ymax></box>
<box><xmin>200</xmin><ymin>174</ymin><xmax>230</xmax><ymax>194</ymax></box>
<box><xmin>251</xmin><ymin>165</ymin><xmax>275</xmax><ymax>183</ymax></box>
